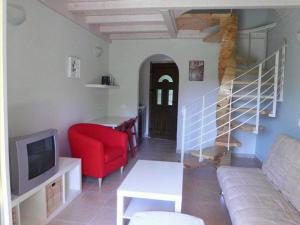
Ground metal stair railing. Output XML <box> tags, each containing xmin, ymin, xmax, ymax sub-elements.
<box><xmin>181</xmin><ymin>42</ymin><xmax>287</xmax><ymax>163</ymax></box>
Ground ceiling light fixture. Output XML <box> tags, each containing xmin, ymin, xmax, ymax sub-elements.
<box><xmin>7</xmin><ymin>2</ymin><xmax>26</xmax><ymax>26</ymax></box>
<box><xmin>93</xmin><ymin>46</ymin><xmax>103</xmax><ymax>58</ymax></box>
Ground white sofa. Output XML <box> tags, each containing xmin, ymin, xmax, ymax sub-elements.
<box><xmin>217</xmin><ymin>134</ymin><xmax>300</xmax><ymax>225</ymax></box>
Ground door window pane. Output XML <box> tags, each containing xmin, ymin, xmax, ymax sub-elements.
<box><xmin>158</xmin><ymin>75</ymin><xmax>173</xmax><ymax>83</ymax></box>
<box><xmin>168</xmin><ymin>90</ymin><xmax>174</xmax><ymax>106</ymax></box>
<box><xmin>157</xmin><ymin>89</ymin><xmax>162</xmax><ymax>105</ymax></box>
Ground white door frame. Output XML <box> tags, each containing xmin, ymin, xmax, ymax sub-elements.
<box><xmin>0</xmin><ymin>0</ymin><xmax>12</xmax><ymax>224</ymax></box>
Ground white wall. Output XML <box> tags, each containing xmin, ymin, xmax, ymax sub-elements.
<box><xmin>256</xmin><ymin>9</ymin><xmax>300</xmax><ymax>161</ymax></box>
<box><xmin>1</xmin><ymin>1</ymin><xmax>12</xmax><ymax>224</ymax></box>
<box><xmin>108</xmin><ymin>37</ymin><xmax>268</xmax><ymax>155</ymax></box>
<box><xmin>236</xmin><ymin>9</ymin><xmax>271</xmax><ymax>29</ymax></box>
<box><xmin>6</xmin><ymin>2</ymin><xmax>273</xmax><ymax>157</ymax></box>
<box><xmin>7</xmin><ymin>0</ymin><xmax>109</xmax><ymax>156</ymax></box>
<box><xmin>108</xmin><ymin>39</ymin><xmax>219</xmax><ymax>150</ymax></box>
<box><xmin>139</xmin><ymin>54</ymin><xmax>174</xmax><ymax>137</ymax></box>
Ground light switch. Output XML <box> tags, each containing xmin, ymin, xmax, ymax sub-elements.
<box><xmin>298</xmin><ymin>118</ymin><xmax>300</xmax><ymax>128</ymax></box>
<box><xmin>297</xmin><ymin>32</ymin><xmax>300</xmax><ymax>43</ymax></box>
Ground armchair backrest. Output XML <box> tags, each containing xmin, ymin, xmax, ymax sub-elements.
<box><xmin>69</xmin><ymin>123</ymin><xmax>127</xmax><ymax>148</ymax></box>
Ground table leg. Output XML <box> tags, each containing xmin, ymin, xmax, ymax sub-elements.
<box><xmin>117</xmin><ymin>193</ymin><xmax>124</xmax><ymax>225</ymax></box>
<box><xmin>175</xmin><ymin>199</ymin><xmax>182</xmax><ymax>212</ymax></box>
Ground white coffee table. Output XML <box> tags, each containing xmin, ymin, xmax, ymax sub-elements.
<box><xmin>117</xmin><ymin>160</ymin><xmax>183</xmax><ymax>225</ymax></box>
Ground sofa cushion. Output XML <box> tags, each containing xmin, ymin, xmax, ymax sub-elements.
<box><xmin>217</xmin><ymin>166</ymin><xmax>300</xmax><ymax>225</ymax></box>
<box><xmin>262</xmin><ymin>134</ymin><xmax>300</xmax><ymax>212</ymax></box>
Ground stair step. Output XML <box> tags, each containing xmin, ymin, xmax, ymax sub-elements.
<box><xmin>232</xmin><ymin>94</ymin><xmax>273</xmax><ymax>99</ymax></box>
<box><xmin>215</xmin><ymin>135</ymin><xmax>241</xmax><ymax>148</ymax></box>
<box><xmin>185</xmin><ymin>147</ymin><xmax>231</xmax><ymax>167</ymax></box>
<box><xmin>231</xmin><ymin>107</ymin><xmax>271</xmax><ymax>115</ymax></box>
<box><xmin>233</xmin><ymin>80</ymin><xmax>273</xmax><ymax>86</ymax></box>
<box><xmin>190</xmin><ymin>146</ymin><xmax>226</xmax><ymax>161</ymax></box>
<box><xmin>236</xmin><ymin>67</ymin><xmax>259</xmax><ymax>76</ymax></box>
<box><xmin>236</xmin><ymin>63</ymin><xmax>259</xmax><ymax>68</ymax></box>
<box><xmin>231</xmin><ymin>122</ymin><xmax>265</xmax><ymax>132</ymax></box>
<box><xmin>236</xmin><ymin>55</ymin><xmax>257</xmax><ymax>65</ymax></box>
<box><xmin>190</xmin><ymin>146</ymin><xmax>231</xmax><ymax>166</ymax></box>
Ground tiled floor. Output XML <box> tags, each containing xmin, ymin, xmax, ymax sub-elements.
<box><xmin>48</xmin><ymin>138</ymin><xmax>260</xmax><ymax>225</ymax></box>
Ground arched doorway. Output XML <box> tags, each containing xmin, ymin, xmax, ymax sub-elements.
<box><xmin>138</xmin><ymin>54</ymin><xmax>179</xmax><ymax>140</ymax></box>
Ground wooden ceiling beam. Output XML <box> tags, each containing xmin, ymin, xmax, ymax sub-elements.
<box><xmin>85</xmin><ymin>14</ymin><xmax>164</xmax><ymax>24</ymax></box>
<box><xmin>40</xmin><ymin>0</ymin><xmax>111</xmax><ymax>42</ymax></box>
<box><xmin>160</xmin><ymin>10</ymin><xmax>177</xmax><ymax>38</ymax></box>
<box><xmin>68</xmin><ymin>0</ymin><xmax>300</xmax><ymax>12</ymax></box>
<box><xmin>73</xmin><ymin>9</ymin><xmax>161</xmax><ymax>16</ymax></box>
<box><xmin>110</xmin><ymin>32</ymin><xmax>171</xmax><ymax>40</ymax></box>
<box><xmin>99</xmin><ymin>24</ymin><xmax>168</xmax><ymax>33</ymax></box>
<box><xmin>176</xmin><ymin>14</ymin><xmax>220</xmax><ymax>31</ymax></box>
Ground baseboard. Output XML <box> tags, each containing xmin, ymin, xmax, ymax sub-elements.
<box><xmin>176</xmin><ymin>149</ymin><xmax>259</xmax><ymax>161</ymax></box>
<box><xmin>232</xmin><ymin>152</ymin><xmax>256</xmax><ymax>158</ymax></box>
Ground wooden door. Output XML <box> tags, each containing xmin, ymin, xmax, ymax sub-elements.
<box><xmin>149</xmin><ymin>63</ymin><xmax>179</xmax><ymax>140</ymax></box>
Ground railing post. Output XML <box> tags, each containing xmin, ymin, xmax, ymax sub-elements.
<box><xmin>255</xmin><ymin>63</ymin><xmax>263</xmax><ymax>134</ymax></box>
<box><xmin>227</xmin><ymin>80</ymin><xmax>233</xmax><ymax>151</ymax></box>
<box><xmin>247</xmin><ymin>32</ymin><xmax>252</xmax><ymax>61</ymax></box>
<box><xmin>279</xmin><ymin>42</ymin><xmax>286</xmax><ymax>102</ymax></box>
<box><xmin>271</xmin><ymin>51</ymin><xmax>280</xmax><ymax>117</ymax></box>
<box><xmin>181</xmin><ymin>107</ymin><xmax>186</xmax><ymax>163</ymax></box>
<box><xmin>199</xmin><ymin>96</ymin><xmax>205</xmax><ymax>162</ymax></box>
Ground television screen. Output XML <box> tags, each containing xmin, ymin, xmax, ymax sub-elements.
<box><xmin>27</xmin><ymin>136</ymin><xmax>55</xmax><ymax>180</ymax></box>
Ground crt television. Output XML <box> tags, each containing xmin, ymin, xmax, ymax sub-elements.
<box><xmin>9</xmin><ymin>129</ymin><xmax>59</xmax><ymax>195</ymax></box>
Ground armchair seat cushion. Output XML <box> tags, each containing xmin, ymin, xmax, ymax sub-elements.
<box><xmin>104</xmin><ymin>146</ymin><xmax>124</xmax><ymax>163</ymax></box>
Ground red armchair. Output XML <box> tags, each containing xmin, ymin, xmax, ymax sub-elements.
<box><xmin>68</xmin><ymin>123</ymin><xmax>128</xmax><ymax>188</ymax></box>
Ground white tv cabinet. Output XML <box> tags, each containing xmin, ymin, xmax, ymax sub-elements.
<box><xmin>11</xmin><ymin>157</ymin><xmax>82</xmax><ymax>225</ymax></box>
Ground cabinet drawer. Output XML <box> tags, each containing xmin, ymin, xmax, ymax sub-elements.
<box><xmin>12</xmin><ymin>207</ymin><xmax>19</xmax><ymax>225</ymax></box>
<box><xmin>46</xmin><ymin>176</ymin><xmax>62</xmax><ymax>217</ymax></box>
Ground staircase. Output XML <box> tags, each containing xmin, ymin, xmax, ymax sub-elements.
<box><xmin>181</xmin><ymin>20</ymin><xmax>287</xmax><ymax>165</ymax></box>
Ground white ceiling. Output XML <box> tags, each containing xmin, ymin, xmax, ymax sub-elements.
<box><xmin>39</xmin><ymin>0</ymin><xmax>300</xmax><ymax>42</ymax></box>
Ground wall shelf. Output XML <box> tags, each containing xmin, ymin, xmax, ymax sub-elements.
<box><xmin>85</xmin><ymin>83</ymin><xmax>120</xmax><ymax>89</ymax></box>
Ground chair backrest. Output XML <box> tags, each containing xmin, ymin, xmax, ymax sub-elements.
<box><xmin>129</xmin><ymin>117</ymin><xmax>137</xmax><ymax>127</ymax></box>
<box><xmin>129</xmin><ymin>211</ymin><xmax>205</xmax><ymax>225</ymax></box>
<box><xmin>116</xmin><ymin>118</ymin><xmax>137</xmax><ymax>133</ymax></box>
<box><xmin>116</xmin><ymin>119</ymin><xmax>132</xmax><ymax>131</ymax></box>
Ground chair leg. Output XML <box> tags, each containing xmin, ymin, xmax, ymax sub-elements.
<box><xmin>120</xmin><ymin>166</ymin><xmax>124</xmax><ymax>174</ymax></box>
<box><xmin>98</xmin><ymin>178</ymin><xmax>102</xmax><ymax>189</ymax></box>
<box><xmin>128</xmin><ymin>134</ymin><xmax>137</xmax><ymax>157</ymax></box>
<box><xmin>131</xmin><ymin>147</ymin><xmax>137</xmax><ymax>157</ymax></box>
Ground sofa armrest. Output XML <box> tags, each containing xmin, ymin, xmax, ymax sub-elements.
<box><xmin>69</xmin><ymin>131</ymin><xmax>105</xmax><ymax>177</ymax></box>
